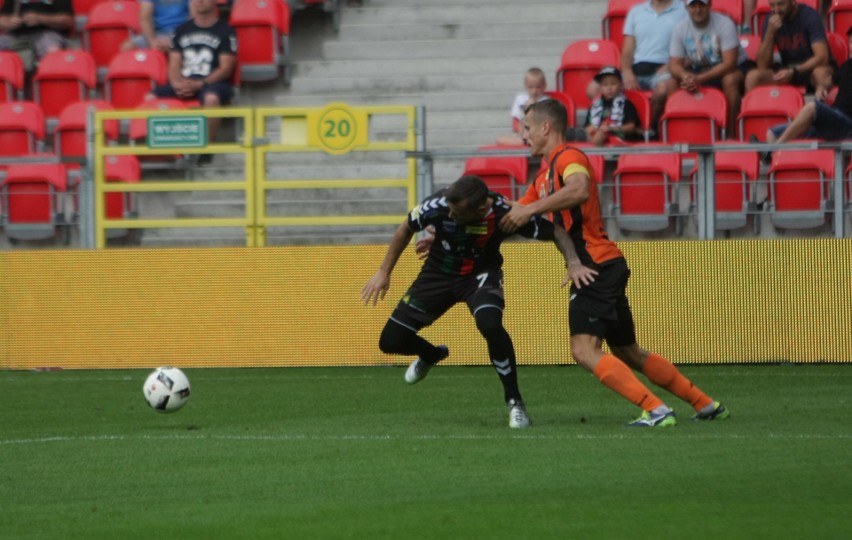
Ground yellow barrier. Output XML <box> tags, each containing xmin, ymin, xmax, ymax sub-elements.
<box><xmin>2</xmin><ymin>239</ymin><xmax>851</xmax><ymax>369</ymax></box>
<box><xmin>92</xmin><ymin>104</ymin><xmax>418</xmax><ymax>248</ymax></box>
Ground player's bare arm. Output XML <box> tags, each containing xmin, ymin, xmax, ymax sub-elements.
<box><xmin>499</xmin><ymin>171</ymin><xmax>590</xmax><ymax>233</ymax></box>
<box><xmin>361</xmin><ymin>222</ymin><xmax>414</xmax><ymax>306</ymax></box>
<box><xmin>551</xmin><ymin>226</ymin><xmax>598</xmax><ymax>289</ymax></box>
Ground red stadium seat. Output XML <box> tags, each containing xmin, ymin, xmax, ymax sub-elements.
<box><xmin>0</xmin><ymin>163</ymin><xmax>72</xmax><ymax>242</ymax></box>
<box><xmin>103</xmin><ymin>154</ymin><xmax>141</xmax><ymax>238</ymax></box>
<box><xmin>829</xmin><ymin>0</ymin><xmax>852</xmax><ymax>36</ymax></box>
<box><xmin>713</xmin><ymin>0</ymin><xmax>744</xmax><ymax>25</ymax></box>
<box><xmin>32</xmin><ymin>50</ymin><xmax>98</xmax><ymax>128</ymax></box>
<box><xmin>54</xmin><ymin>101</ymin><xmax>119</xmax><ymax>164</ymax></box>
<box><xmin>612</xmin><ymin>150</ymin><xmax>682</xmax><ymax>231</ymax></box>
<box><xmin>767</xmin><ymin>148</ymin><xmax>834</xmax><ymax>230</ymax></box>
<box><xmin>229</xmin><ymin>0</ymin><xmax>291</xmax><ymax>83</ymax></box>
<box><xmin>556</xmin><ymin>39</ymin><xmax>621</xmax><ymax>109</ymax></box>
<box><xmin>463</xmin><ymin>145</ymin><xmax>529</xmax><ymax>200</ymax></box>
<box><xmin>739</xmin><ymin>34</ymin><xmax>761</xmax><ymax>63</ymax></box>
<box><xmin>0</xmin><ymin>102</ymin><xmax>46</xmax><ymax>158</ymax></box>
<box><xmin>73</xmin><ymin>0</ymin><xmax>107</xmax><ymax>31</ymax></box>
<box><xmin>104</xmin><ymin>49</ymin><xmax>167</xmax><ymax>109</ymax></box>
<box><xmin>565</xmin><ymin>143</ymin><xmax>607</xmax><ymax>183</ymax></box>
<box><xmin>624</xmin><ymin>89</ymin><xmax>652</xmax><ymax>142</ymax></box>
<box><xmin>83</xmin><ymin>0</ymin><xmax>142</xmax><ymax>80</ymax></box>
<box><xmin>827</xmin><ymin>31</ymin><xmax>850</xmax><ymax>65</ymax></box>
<box><xmin>0</xmin><ymin>51</ymin><xmax>25</xmax><ymax>104</ymax></box>
<box><xmin>689</xmin><ymin>148</ymin><xmax>760</xmax><ymax>230</ymax></box>
<box><xmin>601</xmin><ymin>0</ymin><xmax>644</xmax><ymax>51</ymax></box>
<box><xmin>660</xmin><ymin>88</ymin><xmax>727</xmax><ymax>145</ymax></box>
<box><xmin>737</xmin><ymin>85</ymin><xmax>803</xmax><ymax>141</ymax></box>
<box><xmin>543</xmin><ymin>91</ymin><xmax>578</xmax><ymax>127</ymax></box>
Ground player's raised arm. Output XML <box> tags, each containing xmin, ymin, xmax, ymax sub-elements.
<box><xmin>361</xmin><ymin>222</ymin><xmax>414</xmax><ymax>306</ymax></box>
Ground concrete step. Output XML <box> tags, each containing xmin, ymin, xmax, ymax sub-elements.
<box><xmin>273</xmin><ymin>91</ymin><xmax>517</xmax><ymax>112</ymax></box>
<box><xmin>294</xmin><ymin>56</ymin><xmax>561</xmax><ymax>79</ymax></box>
<box><xmin>341</xmin><ymin>3</ymin><xmax>600</xmax><ymax>26</ymax></box>
<box><xmin>338</xmin><ymin>20</ymin><xmax>596</xmax><ymax>42</ymax></box>
<box><xmin>323</xmin><ymin>36</ymin><xmax>573</xmax><ymax>60</ymax></box>
<box><xmin>289</xmin><ymin>72</ymin><xmax>523</xmax><ymax>95</ymax></box>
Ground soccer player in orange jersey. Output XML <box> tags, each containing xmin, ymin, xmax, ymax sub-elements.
<box><xmin>501</xmin><ymin>98</ymin><xmax>729</xmax><ymax>427</ymax></box>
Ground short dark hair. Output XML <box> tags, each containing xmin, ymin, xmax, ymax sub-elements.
<box><xmin>445</xmin><ymin>175</ymin><xmax>489</xmax><ymax>206</ymax></box>
<box><xmin>525</xmin><ymin>99</ymin><xmax>567</xmax><ymax>138</ymax></box>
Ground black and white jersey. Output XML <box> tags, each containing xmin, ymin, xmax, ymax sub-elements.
<box><xmin>171</xmin><ymin>18</ymin><xmax>237</xmax><ymax>79</ymax></box>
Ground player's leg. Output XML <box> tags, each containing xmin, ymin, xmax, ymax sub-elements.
<box><xmin>380</xmin><ymin>272</ymin><xmax>452</xmax><ymax>384</ymax></box>
<box><xmin>466</xmin><ymin>270</ymin><xmax>529</xmax><ymax>428</ymax></box>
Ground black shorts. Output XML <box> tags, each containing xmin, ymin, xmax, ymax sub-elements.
<box><xmin>389</xmin><ymin>268</ymin><xmax>505</xmax><ymax>331</ymax></box>
<box><xmin>568</xmin><ymin>257</ymin><xmax>637</xmax><ymax>347</ymax></box>
<box><xmin>153</xmin><ymin>82</ymin><xmax>234</xmax><ymax>106</ymax></box>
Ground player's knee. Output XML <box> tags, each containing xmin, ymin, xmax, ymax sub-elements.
<box><xmin>473</xmin><ymin>306</ymin><xmax>504</xmax><ymax>337</ymax></box>
<box><xmin>378</xmin><ymin>322</ymin><xmax>409</xmax><ymax>354</ymax></box>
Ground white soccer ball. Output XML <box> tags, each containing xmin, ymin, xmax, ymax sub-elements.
<box><xmin>143</xmin><ymin>366</ymin><xmax>191</xmax><ymax>413</ymax></box>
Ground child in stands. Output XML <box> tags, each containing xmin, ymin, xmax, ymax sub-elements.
<box><xmin>584</xmin><ymin>66</ymin><xmax>641</xmax><ymax>146</ymax></box>
<box><xmin>496</xmin><ymin>67</ymin><xmax>548</xmax><ymax>146</ymax></box>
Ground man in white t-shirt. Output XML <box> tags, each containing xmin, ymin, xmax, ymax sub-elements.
<box><xmin>668</xmin><ymin>0</ymin><xmax>751</xmax><ymax>135</ymax></box>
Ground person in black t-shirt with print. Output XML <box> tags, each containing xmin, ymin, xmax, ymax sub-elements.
<box><xmin>148</xmin><ymin>0</ymin><xmax>237</xmax><ymax>152</ymax></box>
<box><xmin>0</xmin><ymin>0</ymin><xmax>73</xmax><ymax>71</ymax></box>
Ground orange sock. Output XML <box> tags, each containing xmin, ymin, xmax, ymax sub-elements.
<box><xmin>593</xmin><ymin>354</ymin><xmax>664</xmax><ymax>411</ymax></box>
<box><xmin>642</xmin><ymin>353</ymin><xmax>713</xmax><ymax>412</ymax></box>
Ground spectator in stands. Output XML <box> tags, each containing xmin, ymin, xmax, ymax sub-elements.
<box><xmin>496</xmin><ymin>67</ymin><xmax>548</xmax><ymax>146</ymax></box>
<box><xmin>668</xmin><ymin>0</ymin><xmax>752</xmax><ymax>134</ymax></box>
<box><xmin>744</xmin><ymin>0</ymin><xmax>833</xmax><ymax>93</ymax></box>
<box><xmin>589</xmin><ymin>0</ymin><xmax>687</xmax><ymax>136</ymax></box>
<box><xmin>147</xmin><ymin>0</ymin><xmax>237</xmax><ymax>160</ymax></box>
<box><xmin>584</xmin><ymin>66</ymin><xmax>642</xmax><ymax>146</ymax></box>
<box><xmin>761</xmin><ymin>26</ymin><xmax>852</xmax><ymax>160</ymax></box>
<box><xmin>122</xmin><ymin>0</ymin><xmax>190</xmax><ymax>53</ymax></box>
<box><xmin>0</xmin><ymin>0</ymin><xmax>74</xmax><ymax>72</ymax></box>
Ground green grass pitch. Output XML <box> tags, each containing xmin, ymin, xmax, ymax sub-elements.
<box><xmin>1</xmin><ymin>364</ymin><xmax>851</xmax><ymax>539</ymax></box>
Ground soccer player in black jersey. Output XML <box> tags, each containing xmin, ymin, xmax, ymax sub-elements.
<box><xmin>362</xmin><ymin>175</ymin><xmax>576</xmax><ymax>428</ymax></box>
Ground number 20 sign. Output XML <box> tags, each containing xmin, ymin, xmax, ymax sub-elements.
<box><xmin>311</xmin><ymin>102</ymin><xmax>369</xmax><ymax>155</ymax></box>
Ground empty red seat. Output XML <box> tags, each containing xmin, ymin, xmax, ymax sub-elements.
<box><xmin>229</xmin><ymin>0</ymin><xmax>291</xmax><ymax>83</ymax></box>
<box><xmin>0</xmin><ymin>51</ymin><xmax>24</xmax><ymax>104</ymax></box>
<box><xmin>463</xmin><ymin>145</ymin><xmax>529</xmax><ymax>200</ymax></box>
<box><xmin>103</xmin><ymin>154</ymin><xmax>141</xmax><ymax>238</ymax></box>
<box><xmin>767</xmin><ymin>148</ymin><xmax>835</xmax><ymax>230</ymax></box>
<box><xmin>55</xmin><ymin>101</ymin><xmax>119</xmax><ymax>164</ymax></box>
<box><xmin>556</xmin><ymin>39</ymin><xmax>621</xmax><ymax>109</ymax></box>
<box><xmin>827</xmin><ymin>31</ymin><xmax>850</xmax><ymax>65</ymax></box>
<box><xmin>689</xmin><ymin>149</ymin><xmax>760</xmax><ymax>230</ymax></box>
<box><xmin>625</xmin><ymin>89</ymin><xmax>652</xmax><ymax>142</ymax></box>
<box><xmin>0</xmin><ymin>101</ymin><xmax>46</xmax><ymax>158</ymax></box>
<box><xmin>543</xmin><ymin>91</ymin><xmax>578</xmax><ymax>127</ymax></box>
<box><xmin>104</xmin><ymin>49</ymin><xmax>167</xmax><ymax>109</ymax></box>
<box><xmin>1</xmin><ymin>163</ymin><xmax>72</xmax><ymax>242</ymax></box>
<box><xmin>661</xmin><ymin>88</ymin><xmax>727</xmax><ymax>145</ymax></box>
<box><xmin>601</xmin><ymin>0</ymin><xmax>644</xmax><ymax>51</ymax></box>
<box><xmin>612</xmin><ymin>150</ymin><xmax>682</xmax><ymax>232</ymax></box>
<box><xmin>32</xmin><ymin>50</ymin><xmax>98</xmax><ymax>126</ymax></box>
<box><xmin>83</xmin><ymin>0</ymin><xmax>142</xmax><ymax>80</ymax></box>
<box><xmin>828</xmin><ymin>0</ymin><xmax>852</xmax><ymax>36</ymax></box>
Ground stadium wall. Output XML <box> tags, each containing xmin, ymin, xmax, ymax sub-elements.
<box><xmin>1</xmin><ymin>239</ymin><xmax>850</xmax><ymax>369</ymax></box>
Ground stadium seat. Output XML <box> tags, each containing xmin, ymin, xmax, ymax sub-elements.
<box><xmin>229</xmin><ymin>0</ymin><xmax>291</xmax><ymax>83</ymax></box>
<box><xmin>827</xmin><ymin>31</ymin><xmax>850</xmax><ymax>65</ymax></box>
<box><xmin>829</xmin><ymin>0</ymin><xmax>852</xmax><ymax>37</ymax></box>
<box><xmin>0</xmin><ymin>51</ymin><xmax>25</xmax><ymax>104</ymax></box>
<box><xmin>0</xmin><ymin>163</ymin><xmax>72</xmax><ymax>242</ymax></box>
<box><xmin>83</xmin><ymin>0</ymin><xmax>142</xmax><ymax>81</ymax></box>
<box><xmin>0</xmin><ymin>102</ymin><xmax>46</xmax><ymax>158</ymax></box>
<box><xmin>54</xmin><ymin>101</ymin><xmax>119</xmax><ymax>164</ymax></box>
<box><xmin>103</xmin><ymin>154</ymin><xmax>141</xmax><ymax>238</ymax></box>
<box><xmin>556</xmin><ymin>39</ymin><xmax>621</xmax><ymax>109</ymax></box>
<box><xmin>72</xmin><ymin>0</ymin><xmax>106</xmax><ymax>32</ymax></box>
<box><xmin>739</xmin><ymin>34</ymin><xmax>761</xmax><ymax>63</ymax></box>
<box><xmin>767</xmin><ymin>148</ymin><xmax>835</xmax><ymax>230</ymax></box>
<box><xmin>612</xmin><ymin>150</ymin><xmax>682</xmax><ymax>232</ymax></box>
<box><xmin>660</xmin><ymin>88</ymin><xmax>727</xmax><ymax>145</ymax></box>
<box><xmin>32</xmin><ymin>50</ymin><xmax>98</xmax><ymax>130</ymax></box>
<box><xmin>104</xmin><ymin>49</ymin><xmax>167</xmax><ymax>109</ymax></box>
<box><xmin>625</xmin><ymin>89</ymin><xmax>652</xmax><ymax>142</ymax></box>
<box><xmin>737</xmin><ymin>85</ymin><xmax>803</xmax><ymax>141</ymax></box>
<box><xmin>601</xmin><ymin>0</ymin><xmax>644</xmax><ymax>51</ymax></box>
<box><xmin>543</xmin><ymin>91</ymin><xmax>578</xmax><ymax>127</ymax></box>
<box><xmin>463</xmin><ymin>145</ymin><xmax>529</xmax><ymax>200</ymax></box>
<box><xmin>566</xmin><ymin>143</ymin><xmax>607</xmax><ymax>183</ymax></box>
<box><xmin>713</xmin><ymin>0</ymin><xmax>744</xmax><ymax>25</ymax></box>
<box><xmin>689</xmin><ymin>149</ymin><xmax>760</xmax><ymax>230</ymax></box>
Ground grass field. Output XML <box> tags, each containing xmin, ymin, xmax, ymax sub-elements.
<box><xmin>1</xmin><ymin>364</ymin><xmax>850</xmax><ymax>539</ymax></box>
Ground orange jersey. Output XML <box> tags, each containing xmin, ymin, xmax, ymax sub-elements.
<box><xmin>518</xmin><ymin>144</ymin><xmax>623</xmax><ymax>266</ymax></box>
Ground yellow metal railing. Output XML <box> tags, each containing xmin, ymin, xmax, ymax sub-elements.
<box><xmin>92</xmin><ymin>104</ymin><xmax>418</xmax><ymax>248</ymax></box>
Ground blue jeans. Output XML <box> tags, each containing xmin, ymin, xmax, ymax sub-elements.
<box><xmin>770</xmin><ymin>100</ymin><xmax>852</xmax><ymax>141</ymax></box>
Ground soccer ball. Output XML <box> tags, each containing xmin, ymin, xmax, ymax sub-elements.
<box><xmin>143</xmin><ymin>366</ymin><xmax>191</xmax><ymax>413</ymax></box>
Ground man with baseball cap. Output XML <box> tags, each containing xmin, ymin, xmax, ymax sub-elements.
<box><xmin>585</xmin><ymin>66</ymin><xmax>642</xmax><ymax>145</ymax></box>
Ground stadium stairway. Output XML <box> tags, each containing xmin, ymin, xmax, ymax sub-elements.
<box><xmin>137</xmin><ymin>0</ymin><xmax>607</xmax><ymax>247</ymax></box>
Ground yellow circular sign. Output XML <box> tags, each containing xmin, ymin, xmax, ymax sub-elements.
<box><xmin>317</xmin><ymin>103</ymin><xmax>359</xmax><ymax>154</ymax></box>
